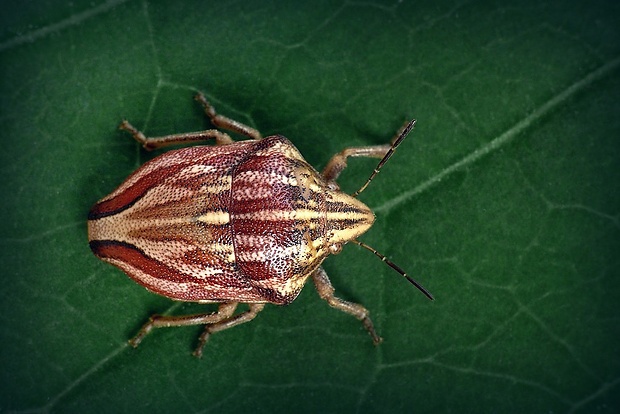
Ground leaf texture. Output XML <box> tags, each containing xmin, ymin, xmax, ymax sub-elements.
<box><xmin>1</xmin><ymin>1</ymin><xmax>619</xmax><ymax>413</ymax></box>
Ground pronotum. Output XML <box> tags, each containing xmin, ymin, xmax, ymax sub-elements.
<box><xmin>88</xmin><ymin>92</ymin><xmax>433</xmax><ymax>357</ymax></box>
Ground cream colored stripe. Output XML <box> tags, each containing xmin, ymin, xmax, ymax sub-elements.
<box><xmin>89</xmin><ymin>213</ymin><xmax>230</xmax><ymax>245</ymax></box>
<box><xmin>233</xmin><ymin>209</ymin><xmax>367</xmax><ymax>222</ymax></box>
<box><xmin>196</xmin><ymin>211</ymin><xmax>230</xmax><ymax>225</ymax></box>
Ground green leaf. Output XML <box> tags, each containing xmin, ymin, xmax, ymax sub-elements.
<box><xmin>1</xmin><ymin>0</ymin><xmax>619</xmax><ymax>413</ymax></box>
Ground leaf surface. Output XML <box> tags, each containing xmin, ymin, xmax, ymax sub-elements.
<box><xmin>1</xmin><ymin>1</ymin><xmax>619</xmax><ymax>413</ymax></box>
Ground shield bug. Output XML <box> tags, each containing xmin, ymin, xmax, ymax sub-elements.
<box><xmin>88</xmin><ymin>92</ymin><xmax>433</xmax><ymax>357</ymax></box>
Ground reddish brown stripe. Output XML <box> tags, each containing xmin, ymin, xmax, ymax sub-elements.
<box><xmin>241</xmin><ymin>258</ymin><xmax>296</xmax><ymax>281</ymax></box>
<box><xmin>232</xmin><ymin>218</ymin><xmax>298</xmax><ymax>238</ymax></box>
<box><xmin>231</xmin><ymin>196</ymin><xmax>295</xmax><ymax>216</ymax></box>
<box><xmin>238</xmin><ymin>154</ymin><xmax>292</xmax><ymax>176</ymax></box>
<box><xmin>89</xmin><ymin>143</ymin><xmax>253</xmax><ymax>220</ymax></box>
<box><xmin>89</xmin><ymin>240</ymin><xmax>192</xmax><ymax>283</ymax></box>
<box><xmin>88</xmin><ymin>162</ymin><xmax>200</xmax><ymax>220</ymax></box>
<box><xmin>90</xmin><ymin>239</ymin><xmax>247</xmax><ymax>288</ymax></box>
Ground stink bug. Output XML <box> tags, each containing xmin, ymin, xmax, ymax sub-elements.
<box><xmin>88</xmin><ymin>92</ymin><xmax>433</xmax><ymax>357</ymax></box>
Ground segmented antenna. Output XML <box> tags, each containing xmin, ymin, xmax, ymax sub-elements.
<box><xmin>352</xmin><ymin>119</ymin><xmax>416</xmax><ymax>197</ymax></box>
<box><xmin>352</xmin><ymin>239</ymin><xmax>434</xmax><ymax>301</ymax></box>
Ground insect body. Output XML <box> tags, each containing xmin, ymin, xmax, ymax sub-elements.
<box><xmin>88</xmin><ymin>93</ymin><xmax>432</xmax><ymax>357</ymax></box>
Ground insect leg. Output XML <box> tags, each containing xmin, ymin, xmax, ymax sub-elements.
<box><xmin>311</xmin><ymin>267</ymin><xmax>383</xmax><ymax>345</ymax></box>
<box><xmin>193</xmin><ymin>303</ymin><xmax>265</xmax><ymax>358</ymax></box>
<box><xmin>322</xmin><ymin>144</ymin><xmax>390</xmax><ymax>182</ymax></box>
<box><xmin>119</xmin><ymin>120</ymin><xmax>235</xmax><ymax>150</ymax></box>
<box><xmin>195</xmin><ymin>92</ymin><xmax>262</xmax><ymax>140</ymax></box>
<box><xmin>128</xmin><ymin>302</ymin><xmax>238</xmax><ymax>349</ymax></box>
<box><xmin>321</xmin><ymin>120</ymin><xmax>415</xmax><ymax>196</ymax></box>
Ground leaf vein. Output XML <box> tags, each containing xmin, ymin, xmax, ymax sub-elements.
<box><xmin>0</xmin><ymin>0</ymin><xmax>131</xmax><ymax>53</ymax></box>
<box><xmin>374</xmin><ymin>56</ymin><xmax>620</xmax><ymax>214</ymax></box>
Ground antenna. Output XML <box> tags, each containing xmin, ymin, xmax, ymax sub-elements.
<box><xmin>352</xmin><ymin>239</ymin><xmax>434</xmax><ymax>301</ymax></box>
<box><xmin>352</xmin><ymin>119</ymin><xmax>416</xmax><ymax>197</ymax></box>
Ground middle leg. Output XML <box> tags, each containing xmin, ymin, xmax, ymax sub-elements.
<box><xmin>193</xmin><ymin>303</ymin><xmax>265</xmax><ymax>357</ymax></box>
<box><xmin>119</xmin><ymin>120</ymin><xmax>235</xmax><ymax>150</ymax></box>
<box><xmin>119</xmin><ymin>92</ymin><xmax>263</xmax><ymax>150</ymax></box>
<box><xmin>195</xmin><ymin>92</ymin><xmax>262</xmax><ymax>140</ymax></box>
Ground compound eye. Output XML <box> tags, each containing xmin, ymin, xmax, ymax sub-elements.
<box><xmin>329</xmin><ymin>243</ymin><xmax>343</xmax><ymax>255</ymax></box>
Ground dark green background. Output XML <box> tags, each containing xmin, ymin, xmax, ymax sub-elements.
<box><xmin>1</xmin><ymin>1</ymin><xmax>619</xmax><ymax>413</ymax></box>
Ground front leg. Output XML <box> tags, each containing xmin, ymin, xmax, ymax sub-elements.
<box><xmin>311</xmin><ymin>267</ymin><xmax>382</xmax><ymax>345</ymax></box>
<box><xmin>321</xmin><ymin>120</ymin><xmax>416</xmax><ymax>196</ymax></box>
<box><xmin>193</xmin><ymin>303</ymin><xmax>265</xmax><ymax>358</ymax></box>
<box><xmin>321</xmin><ymin>143</ymin><xmax>391</xmax><ymax>184</ymax></box>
